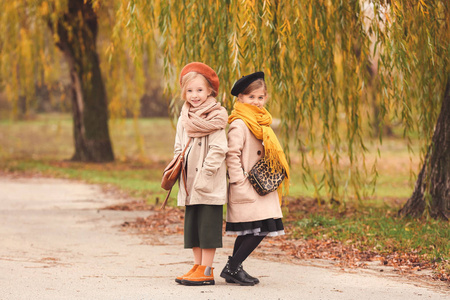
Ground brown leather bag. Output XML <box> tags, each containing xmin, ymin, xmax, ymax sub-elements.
<box><xmin>160</xmin><ymin>138</ymin><xmax>191</xmax><ymax>209</ymax></box>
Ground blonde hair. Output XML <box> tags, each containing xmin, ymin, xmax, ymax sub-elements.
<box><xmin>181</xmin><ymin>72</ymin><xmax>217</xmax><ymax>100</ymax></box>
<box><xmin>241</xmin><ymin>79</ymin><xmax>267</xmax><ymax>95</ymax></box>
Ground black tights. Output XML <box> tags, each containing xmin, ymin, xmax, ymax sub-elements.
<box><xmin>229</xmin><ymin>235</ymin><xmax>265</xmax><ymax>271</ymax></box>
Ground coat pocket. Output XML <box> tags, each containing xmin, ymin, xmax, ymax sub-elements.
<box><xmin>229</xmin><ymin>177</ymin><xmax>256</xmax><ymax>204</ymax></box>
<box><xmin>194</xmin><ymin>171</ymin><xmax>214</xmax><ymax>194</ymax></box>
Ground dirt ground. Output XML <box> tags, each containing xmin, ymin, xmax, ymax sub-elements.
<box><xmin>0</xmin><ymin>176</ymin><xmax>448</xmax><ymax>300</ymax></box>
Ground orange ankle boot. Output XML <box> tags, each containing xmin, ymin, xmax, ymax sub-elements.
<box><xmin>181</xmin><ymin>265</ymin><xmax>215</xmax><ymax>286</ymax></box>
<box><xmin>175</xmin><ymin>264</ymin><xmax>199</xmax><ymax>284</ymax></box>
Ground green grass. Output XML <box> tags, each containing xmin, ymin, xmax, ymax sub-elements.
<box><xmin>0</xmin><ymin>113</ymin><xmax>177</xmax><ymax>161</ymax></box>
<box><xmin>290</xmin><ymin>208</ymin><xmax>449</xmax><ymax>260</ymax></box>
<box><xmin>0</xmin><ymin>114</ymin><xmax>181</xmax><ymax>205</ymax></box>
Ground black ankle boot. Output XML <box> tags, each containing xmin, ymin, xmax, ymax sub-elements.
<box><xmin>224</xmin><ymin>263</ymin><xmax>260</xmax><ymax>284</ymax></box>
<box><xmin>220</xmin><ymin>256</ymin><xmax>255</xmax><ymax>286</ymax></box>
<box><xmin>241</xmin><ymin>267</ymin><xmax>260</xmax><ymax>284</ymax></box>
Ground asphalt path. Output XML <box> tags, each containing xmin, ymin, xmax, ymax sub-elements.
<box><xmin>0</xmin><ymin>176</ymin><xmax>448</xmax><ymax>300</ymax></box>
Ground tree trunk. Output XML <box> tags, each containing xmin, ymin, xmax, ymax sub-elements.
<box><xmin>50</xmin><ymin>0</ymin><xmax>114</xmax><ymax>162</ymax></box>
<box><xmin>399</xmin><ymin>75</ymin><xmax>450</xmax><ymax>220</ymax></box>
<box><xmin>139</xmin><ymin>52</ymin><xmax>168</xmax><ymax>118</ymax></box>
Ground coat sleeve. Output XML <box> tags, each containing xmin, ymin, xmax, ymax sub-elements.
<box><xmin>226</xmin><ymin>121</ymin><xmax>246</xmax><ymax>184</ymax></box>
<box><xmin>201</xmin><ymin>128</ymin><xmax>228</xmax><ymax>176</ymax></box>
<box><xmin>173</xmin><ymin>116</ymin><xmax>183</xmax><ymax>157</ymax></box>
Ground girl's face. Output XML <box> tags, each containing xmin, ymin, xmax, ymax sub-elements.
<box><xmin>185</xmin><ymin>76</ymin><xmax>210</xmax><ymax>107</ymax></box>
<box><xmin>238</xmin><ymin>87</ymin><xmax>267</xmax><ymax>109</ymax></box>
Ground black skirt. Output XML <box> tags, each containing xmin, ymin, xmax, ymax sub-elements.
<box><xmin>226</xmin><ymin>218</ymin><xmax>284</xmax><ymax>237</ymax></box>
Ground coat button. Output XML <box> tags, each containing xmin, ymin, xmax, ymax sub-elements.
<box><xmin>198</xmin><ymin>142</ymin><xmax>202</xmax><ymax>146</ymax></box>
<box><xmin>196</xmin><ymin>168</ymin><xmax>198</xmax><ymax>171</ymax></box>
<box><xmin>257</xmin><ymin>150</ymin><xmax>262</xmax><ymax>155</ymax></box>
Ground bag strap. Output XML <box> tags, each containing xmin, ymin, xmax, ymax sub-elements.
<box><xmin>160</xmin><ymin>186</ymin><xmax>172</xmax><ymax>210</ymax></box>
<box><xmin>161</xmin><ymin>137</ymin><xmax>192</xmax><ymax>209</ymax></box>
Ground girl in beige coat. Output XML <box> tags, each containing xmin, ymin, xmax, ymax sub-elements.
<box><xmin>220</xmin><ymin>72</ymin><xmax>290</xmax><ymax>286</ymax></box>
<box><xmin>172</xmin><ymin>62</ymin><xmax>228</xmax><ymax>286</ymax></box>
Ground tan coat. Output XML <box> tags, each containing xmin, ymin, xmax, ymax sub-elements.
<box><xmin>226</xmin><ymin>119</ymin><xmax>283</xmax><ymax>222</ymax></box>
<box><xmin>174</xmin><ymin>116</ymin><xmax>228</xmax><ymax>206</ymax></box>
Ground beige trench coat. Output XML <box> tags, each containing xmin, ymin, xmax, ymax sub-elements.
<box><xmin>174</xmin><ymin>116</ymin><xmax>228</xmax><ymax>206</ymax></box>
<box><xmin>226</xmin><ymin>119</ymin><xmax>283</xmax><ymax>223</ymax></box>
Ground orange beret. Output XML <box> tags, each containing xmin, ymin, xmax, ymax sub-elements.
<box><xmin>179</xmin><ymin>62</ymin><xmax>219</xmax><ymax>94</ymax></box>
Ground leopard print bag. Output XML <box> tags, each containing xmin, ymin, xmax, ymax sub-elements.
<box><xmin>246</xmin><ymin>158</ymin><xmax>286</xmax><ymax>196</ymax></box>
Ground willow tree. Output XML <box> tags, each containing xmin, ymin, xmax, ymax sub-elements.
<box><xmin>0</xmin><ymin>0</ymin><xmax>114</xmax><ymax>161</ymax></box>
<box><xmin>384</xmin><ymin>2</ymin><xmax>449</xmax><ymax>219</ymax></box>
<box><xmin>2</xmin><ymin>1</ymin><xmax>448</xmax><ymax>218</ymax></box>
<box><xmin>0</xmin><ymin>0</ymin><xmax>159</xmax><ymax>162</ymax></box>
<box><xmin>120</xmin><ymin>0</ymin><xmax>448</xmax><ymax>219</ymax></box>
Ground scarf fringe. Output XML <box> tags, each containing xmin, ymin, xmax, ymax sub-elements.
<box><xmin>263</xmin><ymin>127</ymin><xmax>290</xmax><ymax>178</ymax></box>
<box><xmin>265</xmin><ymin>147</ymin><xmax>290</xmax><ymax>200</ymax></box>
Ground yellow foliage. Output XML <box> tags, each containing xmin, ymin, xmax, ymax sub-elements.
<box><xmin>40</xmin><ymin>1</ymin><xmax>49</xmax><ymax>16</ymax></box>
<box><xmin>0</xmin><ymin>0</ymin><xmax>448</xmax><ymax>201</ymax></box>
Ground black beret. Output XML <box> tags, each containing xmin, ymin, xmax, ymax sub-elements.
<box><xmin>230</xmin><ymin>72</ymin><xmax>265</xmax><ymax>96</ymax></box>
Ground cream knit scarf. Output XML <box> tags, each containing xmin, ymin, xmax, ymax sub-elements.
<box><xmin>181</xmin><ymin>97</ymin><xmax>228</xmax><ymax>137</ymax></box>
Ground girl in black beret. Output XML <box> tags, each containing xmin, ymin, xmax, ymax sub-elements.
<box><xmin>221</xmin><ymin>72</ymin><xmax>290</xmax><ymax>286</ymax></box>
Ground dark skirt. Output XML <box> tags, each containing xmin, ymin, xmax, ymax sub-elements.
<box><xmin>226</xmin><ymin>218</ymin><xmax>285</xmax><ymax>237</ymax></box>
<box><xmin>184</xmin><ymin>204</ymin><xmax>223</xmax><ymax>249</ymax></box>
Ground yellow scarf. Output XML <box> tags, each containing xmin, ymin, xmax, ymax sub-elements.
<box><xmin>228</xmin><ymin>102</ymin><xmax>290</xmax><ymax>198</ymax></box>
